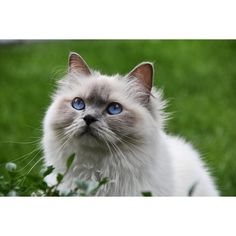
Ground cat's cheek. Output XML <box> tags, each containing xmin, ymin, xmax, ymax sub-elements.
<box><xmin>48</xmin><ymin>100</ymin><xmax>77</xmax><ymax>131</ymax></box>
<box><xmin>51</xmin><ymin>113</ymin><xmax>75</xmax><ymax>131</ymax></box>
<box><xmin>105</xmin><ymin>111</ymin><xmax>139</xmax><ymax>137</ymax></box>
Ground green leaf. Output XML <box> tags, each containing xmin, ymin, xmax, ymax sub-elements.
<box><xmin>86</xmin><ymin>181</ymin><xmax>99</xmax><ymax>194</ymax></box>
<box><xmin>87</xmin><ymin>177</ymin><xmax>109</xmax><ymax>196</ymax></box>
<box><xmin>42</xmin><ymin>166</ymin><xmax>55</xmax><ymax>177</ymax></box>
<box><xmin>56</xmin><ymin>173</ymin><xmax>64</xmax><ymax>184</ymax></box>
<box><xmin>98</xmin><ymin>177</ymin><xmax>109</xmax><ymax>187</ymax></box>
<box><xmin>188</xmin><ymin>182</ymin><xmax>198</xmax><ymax>196</ymax></box>
<box><xmin>75</xmin><ymin>179</ymin><xmax>89</xmax><ymax>191</ymax></box>
<box><xmin>141</xmin><ymin>191</ymin><xmax>152</xmax><ymax>197</ymax></box>
<box><xmin>66</xmin><ymin>153</ymin><xmax>75</xmax><ymax>170</ymax></box>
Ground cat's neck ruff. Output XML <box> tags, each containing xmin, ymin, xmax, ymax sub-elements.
<box><xmin>44</xmin><ymin>128</ymin><xmax>174</xmax><ymax>196</ymax></box>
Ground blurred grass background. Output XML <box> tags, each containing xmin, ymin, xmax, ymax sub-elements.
<box><xmin>0</xmin><ymin>40</ymin><xmax>235</xmax><ymax>196</ymax></box>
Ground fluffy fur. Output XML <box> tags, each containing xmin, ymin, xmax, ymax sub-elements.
<box><xmin>42</xmin><ymin>53</ymin><xmax>218</xmax><ymax>196</ymax></box>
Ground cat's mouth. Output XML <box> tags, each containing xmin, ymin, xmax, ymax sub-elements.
<box><xmin>76</xmin><ymin>125</ymin><xmax>110</xmax><ymax>145</ymax></box>
<box><xmin>79</xmin><ymin>126</ymin><xmax>98</xmax><ymax>139</ymax></box>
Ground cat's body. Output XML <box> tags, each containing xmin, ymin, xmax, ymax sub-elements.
<box><xmin>42</xmin><ymin>53</ymin><xmax>218</xmax><ymax>196</ymax></box>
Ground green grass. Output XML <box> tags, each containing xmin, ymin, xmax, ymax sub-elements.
<box><xmin>0</xmin><ymin>40</ymin><xmax>235</xmax><ymax>196</ymax></box>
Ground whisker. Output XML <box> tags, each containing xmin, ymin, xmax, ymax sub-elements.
<box><xmin>54</xmin><ymin>128</ymin><xmax>76</xmax><ymax>158</ymax></box>
<box><xmin>0</xmin><ymin>146</ymin><xmax>41</xmax><ymax>167</ymax></box>
<box><xmin>16</xmin><ymin>149</ymin><xmax>42</xmax><ymax>172</ymax></box>
<box><xmin>97</xmin><ymin>127</ymin><xmax>134</xmax><ymax>171</ymax></box>
<box><xmin>97</xmin><ymin>126</ymin><xmax>151</xmax><ymax>168</ymax></box>
<box><xmin>17</xmin><ymin>157</ymin><xmax>44</xmax><ymax>187</ymax></box>
<box><xmin>0</xmin><ymin>139</ymin><xmax>41</xmax><ymax>145</ymax></box>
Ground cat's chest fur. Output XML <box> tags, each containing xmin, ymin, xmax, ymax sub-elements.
<box><xmin>45</xmin><ymin>135</ymin><xmax>175</xmax><ymax>196</ymax></box>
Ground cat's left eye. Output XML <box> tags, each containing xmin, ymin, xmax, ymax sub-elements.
<box><xmin>71</xmin><ymin>97</ymin><xmax>85</xmax><ymax>110</ymax></box>
<box><xmin>106</xmin><ymin>102</ymin><xmax>123</xmax><ymax>115</ymax></box>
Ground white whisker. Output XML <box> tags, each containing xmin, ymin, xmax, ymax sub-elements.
<box><xmin>17</xmin><ymin>149</ymin><xmax>42</xmax><ymax>172</ymax></box>
<box><xmin>17</xmin><ymin>157</ymin><xmax>44</xmax><ymax>187</ymax></box>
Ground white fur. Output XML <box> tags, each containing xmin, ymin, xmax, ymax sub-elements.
<box><xmin>42</xmin><ymin>71</ymin><xmax>219</xmax><ymax>196</ymax></box>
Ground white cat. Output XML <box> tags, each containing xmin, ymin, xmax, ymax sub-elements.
<box><xmin>42</xmin><ymin>52</ymin><xmax>219</xmax><ymax>196</ymax></box>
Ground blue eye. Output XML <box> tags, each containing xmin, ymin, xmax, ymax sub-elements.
<box><xmin>71</xmin><ymin>97</ymin><xmax>85</xmax><ymax>110</ymax></box>
<box><xmin>107</xmin><ymin>102</ymin><xmax>123</xmax><ymax>115</ymax></box>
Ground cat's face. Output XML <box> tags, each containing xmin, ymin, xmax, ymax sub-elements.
<box><xmin>45</xmin><ymin>52</ymin><xmax>156</xmax><ymax>154</ymax></box>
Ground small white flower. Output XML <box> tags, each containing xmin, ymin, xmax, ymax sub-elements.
<box><xmin>7</xmin><ymin>190</ymin><xmax>18</xmax><ymax>196</ymax></box>
<box><xmin>5</xmin><ymin>162</ymin><xmax>17</xmax><ymax>172</ymax></box>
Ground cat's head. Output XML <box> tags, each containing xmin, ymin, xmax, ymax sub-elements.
<box><xmin>43</xmin><ymin>52</ymin><xmax>164</xmax><ymax>155</ymax></box>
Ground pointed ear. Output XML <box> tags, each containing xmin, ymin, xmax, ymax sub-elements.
<box><xmin>127</xmin><ymin>62</ymin><xmax>154</xmax><ymax>97</ymax></box>
<box><xmin>68</xmin><ymin>52</ymin><xmax>91</xmax><ymax>75</ymax></box>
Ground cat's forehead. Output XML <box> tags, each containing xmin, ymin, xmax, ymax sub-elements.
<box><xmin>80</xmin><ymin>76</ymin><xmax>122</xmax><ymax>104</ymax></box>
<box><xmin>85</xmin><ymin>81</ymin><xmax>111</xmax><ymax>103</ymax></box>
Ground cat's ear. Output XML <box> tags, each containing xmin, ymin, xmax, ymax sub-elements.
<box><xmin>127</xmin><ymin>62</ymin><xmax>154</xmax><ymax>100</ymax></box>
<box><xmin>68</xmin><ymin>52</ymin><xmax>91</xmax><ymax>76</ymax></box>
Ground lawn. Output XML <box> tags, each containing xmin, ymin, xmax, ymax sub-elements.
<box><xmin>0</xmin><ymin>40</ymin><xmax>235</xmax><ymax>196</ymax></box>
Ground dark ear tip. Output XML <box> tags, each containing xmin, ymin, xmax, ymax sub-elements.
<box><xmin>141</xmin><ymin>62</ymin><xmax>154</xmax><ymax>77</ymax></box>
<box><xmin>127</xmin><ymin>61</ymin><xmax>154</xmax><ymax>93</ymax></box>
<box><xmin>69</xmin><ymin>51</ymin><xmax>75</xmax><ymax>56</ymax></box>
<box><xmin>142</xmin><ymin>62</ymin><xmax>154</xmax><ymax>70</ymax></box>
<box><xmin>69</xmin><ymin>52</ymin><xmax>79</xmax><ymax>59</ymax></box>
<box><xmin>68</xmin><ymin>52</ymin><xmax>91</xmax><ymax>75</ymax></box>
<box><xmin>143</xmin><ymin>62</ymin><xmax>154</xmax><ymax>66</ymax></box>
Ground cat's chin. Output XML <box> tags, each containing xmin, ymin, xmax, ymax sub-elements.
<box><xmin>75</xmin><ymin>127</ymin><xmax>104</xmax><ymax>147</ymax></box>
<box><xmin>74</xmin><ymin>133</ymin><xmax>110</xmax><ymax>157</ymax></box>
<box><xmin>79</xmin><ymin>127</ymin><xmax>98</xmax><ymax>139</ymax></box>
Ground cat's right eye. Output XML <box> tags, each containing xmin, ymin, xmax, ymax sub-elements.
<box><xmin>71</xmin><ymin>97</ymin><xmax>85</xmax><ymax>110</ymax></box>
<box><xmin>106</xmin><ymin>102</ymin><xmax>123</xmax><ymax>115</ymax></box>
